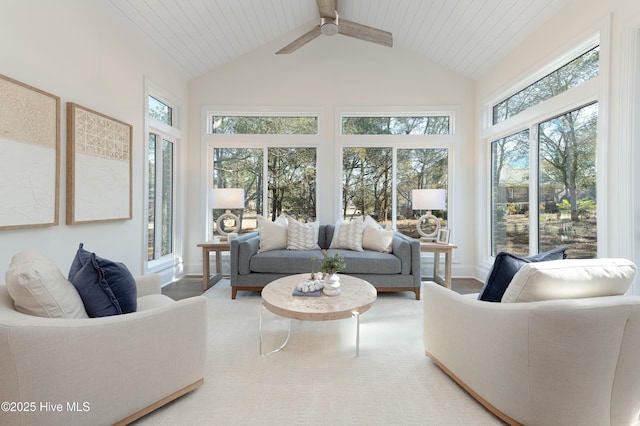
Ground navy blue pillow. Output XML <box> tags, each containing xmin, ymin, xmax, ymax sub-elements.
<box><xmin>526</xmin><ymin>246</ymin><xmax>568</xmax><ymax>262</ymax></box>
<box><xmin>478</xmin><ymin>247</ymin><xmax>568</xmax><ymax>302</ymax></box>
<box><xmin>68</xmin><ymin>243</ymin><xmax>137</xmax><ymax>317</ymax></box>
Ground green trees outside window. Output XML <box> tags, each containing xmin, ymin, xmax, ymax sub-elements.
<box><xmin>490</xmin><ymin>41</ymin><xmax>599</xmax><ymax>259</ymax></box>
<box><xmin>342</xmin><ymin>147</ymin><xmax>448</xmax><ymax>237</ymax></box>
<box><xmin>490</xmin><ymin>104</ymin><xmax>598</xmax><ymax>258</ymax></box>
<box><xmin>213</xmin><ymin>147</ymin><xmax>317</xmax><ymax>233</ymax></box>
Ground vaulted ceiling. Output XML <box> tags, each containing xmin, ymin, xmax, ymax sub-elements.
<box><xmin>109</xmin><ymin>0</ymin><xmax>570</xmax><ymax>81</ymax></box>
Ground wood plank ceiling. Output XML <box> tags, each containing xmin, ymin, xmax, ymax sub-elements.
<box><xmin>109</xmin><ymin>0</ymin><xmax>570</xmax><ymax>81</ymax></box>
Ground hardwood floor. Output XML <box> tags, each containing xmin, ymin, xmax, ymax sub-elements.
<box><xmin>161</xmin><ymin>276</ymin><xmax>483</xmax><ymax>300</ymax></box>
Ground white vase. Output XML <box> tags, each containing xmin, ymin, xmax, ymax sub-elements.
<box><xmin>323</xmin><ymin>273</ymin><xmax>341</xmax><ymax>296</ymax></box>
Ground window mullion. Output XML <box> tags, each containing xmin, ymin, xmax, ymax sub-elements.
<box><xmin>529</xmin><ymin>124</ymin><xmax>540</xmax><ymax>256</ymax></box>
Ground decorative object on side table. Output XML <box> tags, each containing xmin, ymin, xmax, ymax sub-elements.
<box><xmin>411</xmin><ymin>188</ymin><xmax>446</xmax><ymax>241</ymax></box>
<box><xmin>320</xmin><ymin>251</ymin><xmax>347</xmax><ymax>296</ymax></box>
<box><xmin>436</xmin><ymin>228</ymin><xmax>451</xmax><ymax>244</ymax></box>
<box><xmin>209</xmin><ymin>188</ymin><xmax>244</xmax><ymax>240</ymax></box>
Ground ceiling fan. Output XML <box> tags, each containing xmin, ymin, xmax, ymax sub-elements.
<box><xmin>276</xmin><ymin>0</ymin><xmax>393</xmax><ymax>54</ymax></box>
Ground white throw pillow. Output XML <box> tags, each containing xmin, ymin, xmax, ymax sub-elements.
<box><xmin>361</xmin><ymin>215</ymin><xmax>394</xmax><ymax>253</ymax></box>
<box><xmin>501</xmin><ymin>258</ymin><xmax>637</xmax><ymax>303</ymax></box>
<box><xmin>363</xmin><ymin>215</ymin><xmax>381</xmax><ymax>229</ymax></box>
<box><xmin>363</xmin><ymin>226</ymin><xmax>394</xmax><ymax>253</ymax></box>
<box><xmin>329</xmin><ymin>218</ymin><xmax>364</xmax><ymax>252</ymax></box>
<box><xmin>257</xmin><ymin>215</ymin><xmax>288</xmax><ymax>253</ymax></box>
<box><xmin>287</xmin><ymin>218</ymin><xmax>320</xmax><ymax>250</ymax></box>
<box><xmin>5</xmin><ymin>250</ymin><xmax>89</xmax><ymax>318</ymax></box>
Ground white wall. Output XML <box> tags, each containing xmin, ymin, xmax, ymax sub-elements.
<box><xmin>187</xmin><ymin>31</ymin><xmax>477</xmax><ymax>278</ymax></box>
<box><xmin>0</xmin><ymin>0</ymin><xmax>188</xmax><ymax>276</ymax></box>
<box><xmin>474</xmin><ymin>0</ymin><xmax>640</xmax><ymax>290</ymax></box>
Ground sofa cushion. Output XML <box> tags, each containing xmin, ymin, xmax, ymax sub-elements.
<box><xmin>287</xmin><ymin>218</ymin><xmax>320</xmax><ymax>250</ymax></box>
<box><xmin>362</xmin><ymin>223</ymin><xmax>394</xmax><ymax>253</ymax></box>
<box><xmin>478</xmin><ymin>247</ymin><xmax>567</xmax><ymax>302</ymax></box>
<box><xmin>328</xmin><ymin>249</ymin><xmax>402</xmax><ymax>275</ymax></box>
<box><xmin>5</xmin><ymin>250</ymin><xmax>88</xmax><ymax>318</ymax></box>
<box><xmin>68</xmin><ymin>243</ymin><xmax>137</xmax><ymax>317</ymax></box>
<box><xmin>502</xmin><ymin>258</ymin><xmax>637</xmax><ymax>303</ymax></box>
<box><xmin>257</xmin><ymin>215</ymin><xmax>288</xmax><ymax>253</ymax></box>
<box><xmin>250</xmin><ymin>249</ymin><xmax>325</xmax><ymax>273</ymax></box>
<box><xmin>329</xmin><ymin>218</ymin><xmax>364</xmax><ymax>252</ymax></box>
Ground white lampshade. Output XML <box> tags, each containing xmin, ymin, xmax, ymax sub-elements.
<box><xmin>209</xmin><ymin>188</ymin><xmax>245</xmax><ymax>209</ymax></box>
<box><xmin>411</xmin><ymin>189</ymin><xmax>446</xmax><ymax>211</ymax></box>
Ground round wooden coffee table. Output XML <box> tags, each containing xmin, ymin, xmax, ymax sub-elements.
<box><xmin>260</xmin><ymin>273</ymin><xmax>377</xmax><ymax>356</ymax></box>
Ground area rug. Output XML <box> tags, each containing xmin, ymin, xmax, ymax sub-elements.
<box><xmin>135</xmin><ymin>281</ymin><xmax>504</xmax><ymax>425</ymax></box>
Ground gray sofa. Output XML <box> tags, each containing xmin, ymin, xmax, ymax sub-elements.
<box><xmin>230</xmin><ymin>224</ymin><xmax>421</xmax><ymax>299</ymax></box>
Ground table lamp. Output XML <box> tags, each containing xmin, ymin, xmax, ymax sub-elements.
<box><xmin>412</xmin><ymin>188</ymin><xmax>446</xmax><ymax>241</ymax></box>
<box><xmin>209</xmin><ymin>188</ymin><xmax>245</xmax><ymax>239</ymax></box>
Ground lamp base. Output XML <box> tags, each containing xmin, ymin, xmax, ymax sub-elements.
<box><xmin>215</xmin><ymin>211</ymin><xmax>241</xmax><ymax>238</ymax></box>
<box><xmin>416</xmin><ymin>213</ymin><xmax>440</xmax><ymax>240</ymax></box>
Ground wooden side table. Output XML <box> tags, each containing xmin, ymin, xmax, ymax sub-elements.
<box><xmin>197</xmin><ymin>240</ymin><xmax>231</xmax><ymax>291</ymax></box>
<box><xmin>419</xmin><ymin>242</ymin><xmax>457</xmax><ymax>289</ymax></box>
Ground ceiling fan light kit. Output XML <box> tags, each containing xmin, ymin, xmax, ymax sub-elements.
<box><xmin>276</xmin><ymin>0</ymin><xmax>392</xmax><ymax>54</ymax></box>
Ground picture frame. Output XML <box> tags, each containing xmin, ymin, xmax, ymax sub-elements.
<box><xmin>436</xmin><ymin>228</ymin><xmax>451</xmax><ymax>244</ymax></box>
<box><xmin>67</xmin><ymin>102</ymin><xmax>132</xmax><ymax>224</ymax></box>
<box><xmin>0</xmin><ymin>73</ymin><xmax>60</xmax><ymax>230</ymax></box>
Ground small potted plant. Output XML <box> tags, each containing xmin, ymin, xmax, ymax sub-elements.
<box><xmin>320</xmin><ymin>251</ymin><xmax>347</xmax><ymax>296</ymax></box>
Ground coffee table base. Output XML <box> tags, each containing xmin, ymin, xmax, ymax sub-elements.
<box><xmin>259</xmin><ymin>303</ymin><xmax>362</xmax><ymax>357</ymax></box>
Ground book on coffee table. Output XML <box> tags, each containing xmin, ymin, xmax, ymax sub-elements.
<box><xmin>292</xmin><ymin>288</ymin><xmax>322</xmax><ymax>297</ymax></box>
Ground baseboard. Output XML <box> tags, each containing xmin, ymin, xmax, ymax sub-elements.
<box><xmin>424</xmin><ymin>351</ymin><xmax>523</xmax><ymax>426</ymax></box>
<box><xmin>113</xmin><ymin>378</ymin><xmax>204</xmax><ymax>426</ymax></box>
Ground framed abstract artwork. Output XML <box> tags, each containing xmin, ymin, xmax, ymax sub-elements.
<box><xmin>0</xmin><ymin>73</ymin><xmax>60</xmax><ymax>230</ymax></box>
<box><xmin>67</xmin><ymin>103</ymin><xmax>132</xmax><ymax>224</ymax></box>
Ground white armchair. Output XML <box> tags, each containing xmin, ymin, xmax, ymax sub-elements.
<box><xmin>0</xmin><ymin>275</ymin><xmax>208</xmax><ymax>426</ymax></box>
<box><xmin>423</xmin><ymin>259</ymin><xmax>640</xmax><ymax>426</ymax></box>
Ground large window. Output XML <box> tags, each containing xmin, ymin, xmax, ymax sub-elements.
<box><xmin>341</xmin><ymin>147</ymin><xmax>448</xmax><ymax>237</ymax></box>
<box><xmin>207</xmin><ymin>111</ymin><xmax>320</xmax><ymax>238</ymax></box>
<box><xmin>338</xmin><ymin>112</ymin><xmax>453</xmax><ymax>236</ymax></box>
<box><xmin>488</xmin><ymin>41</ymin><xmax>600</xmax><ymax>259</ymax></box>
<box><xmin>146</xmin><ymin>90</ymin><xmax>181</xmax><ymax>269</ymax></box>
<box><xmin>212</xmin><ymin>147</ymin><xmax>317</xmax><ymax>236</ymax></box>
<box><xmin>538</xmin><ymin>103</ymin><xmax>597</xmax><ymax>257</ymax></box>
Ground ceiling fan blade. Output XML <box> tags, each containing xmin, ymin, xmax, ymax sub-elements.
<box><xmin>276</xmin><ymin>25</ymin><xmax>322</xmax><ymax>54</ymax></box>
<box><xmin>316</xmin><ymin>0</ymin><xmax>337</xmax><ymax>18</ymax></box>
<box><xmin>338</xmin><ymin>18</ymin><xmax>393</xmax><ymax>48</ymax></box>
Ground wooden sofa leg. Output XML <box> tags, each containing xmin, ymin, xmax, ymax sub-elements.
<box><xmin>231</xmin><ymin>287</ymin><xmax>237</xmax><ymax>299</ymax></box>
<box><xmin>415</xmin><ymin>289</ymin><xmax>420</xmax><ymax>300</ymax></box>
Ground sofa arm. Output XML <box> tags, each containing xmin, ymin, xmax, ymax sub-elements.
<box><xmin>423</xmin><ymin>282</ymin><xmax>531</xmax><ymax>423</ymax></box>
<box><xmin>0</xmin><ymin>294</ymin><xmax>208</xmax><ymax>426</ymax></box>
<box><xmin>230</xmin><ymin>232</ymin><xmax>259</xmax><ymax>280</ymax></box>
<box><xmin>392</xmin><ymin>233</ymin><xmax>421</xmax><ymax>282</ymax></box>
<box><xmin>135</xmin><ymin>274</ymin><xmax>161</xmax><ymax>297</ymax></box>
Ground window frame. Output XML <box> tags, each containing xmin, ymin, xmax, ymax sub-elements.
<box><xmin>481</xmin><ymin>29</ymin><xmax>609</xmax><ymax>264</ymax></box>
